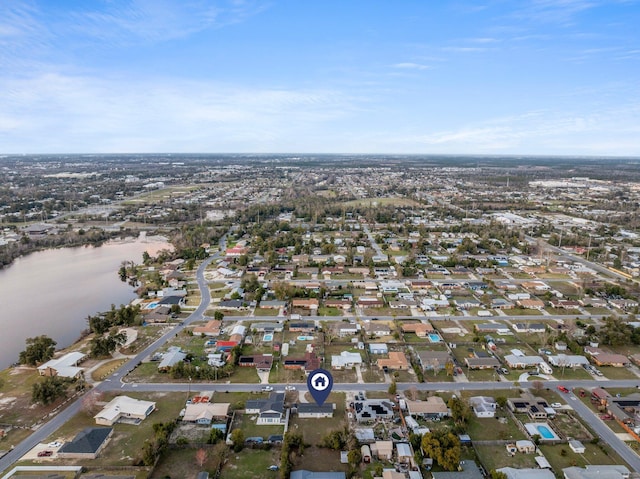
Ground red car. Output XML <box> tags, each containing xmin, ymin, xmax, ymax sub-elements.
<box><xmin>557</xmin><ymin>385</ymin><xmax>569</xmax><ymax>393</ymax></box>
<box><xmin>37</xmin><ymin>450</ymin><xmax>53</xmax><ymax>457</ymax></box>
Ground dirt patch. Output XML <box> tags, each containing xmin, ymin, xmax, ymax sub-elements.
<box><xmin>0</xmin><ymin>396</ymin><xmax>17</xmax><ymax>408</ymax></box>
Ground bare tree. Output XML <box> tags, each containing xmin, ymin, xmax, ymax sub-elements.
<box><xmin>82</xmin><ymin>390</ymin><xmax>103</xmax><ymax>416</ymax></box>
<box><xmin>195</xmin><ymin>448</ymin><xmax>208</xmax><ymax>467</ymax></box>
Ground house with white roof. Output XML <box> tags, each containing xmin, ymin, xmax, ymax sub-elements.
<box><xmin>548</xmin><ymin>354</ymin><xmax>590</xmax><ymax>368</ymax></box>
<box><xmin>37</xmin><ymin>351</ymin><xmax>87</xmax><ymax>379</ymax></box>
<box><xmin>469</xmin><ymin>396</ymin><xmax>497</xmax><ymax>418</ymax></box>
<box><xmin>94</xmin><ymin>396</ymin><xmax>156</xmax><ymax>426</ymax></box>
<box><xmin>332</xmin><ymin>351</ymin><xmax>363</xmax><ymax>370</ymax></box>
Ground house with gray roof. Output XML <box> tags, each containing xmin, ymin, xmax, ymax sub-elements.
<box><xmin>57</xmin><ymin>427</ymin><xmax>113</xmax><ymax>459</ymax></box>
<box><xmin>562</xmin><ymin>465</ymin><xmax>630</xmax><ymax>479</ymax></box>
<box><xmin>158</xmin><ymin>347</ymin><xmax>187</xmax><ymax>371</ymax></box>
<box><xmin>297</xmin><ymin>403</ymin><xmax>335</xmax><ymax>418</ymax></box>
<box><xmin>497</xmin><ymin>467</ymin><xmax>554</xmax><ymax>479</ymax></box>
<box><xmin>432</xmin><ymin>460</ymin><xmax>483</xmax><ymax>479</ymax></box>
<box><xmin>246</xmin><ymin>392</ymin><xmax>285</xmax><ymax>425</ymax></box>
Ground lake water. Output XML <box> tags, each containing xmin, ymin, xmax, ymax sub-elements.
<box><xmin>0</xmin><ymin>234</ymin><xmax>170</xmax><ymax>369</ymax></box>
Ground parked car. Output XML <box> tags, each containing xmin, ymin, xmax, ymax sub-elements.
<box><xmin>285</xmin><ymin>385</ymin><xmax>296</xmax><ymax>391</ymax></box>
<box><xmin>261</xmin><ymin>386</ymin><xmax>274</xmax><ymax>392</ymax></box>
<box><xmin>37</xmin><ymin>450</ymin><xmax>53</xmax><ymax>457</ymax></box>
<box><xmin>550</xmin><ymin>402</ymin><xmax>562</xmax><ymax>408</ymax></box>
<box><xmin>557</xmin><ymin>385</ymin><xmax>569</xmax><ymax>393</ymax></box>
<box><xmin>268</xmin><ymin>465</ymin><xmax>279</xmax><ymax>471</ymax></box>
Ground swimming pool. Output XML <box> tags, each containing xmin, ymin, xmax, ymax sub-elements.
<box><xmin>297</xmin><ymin>336</ymin><xmax>315</xmax><ymax>341</ymax></box>
<box><xmin>524</xmin><ymin>423</ymin><xmax>559</xmax><ymax>441</ymax></box>
<box><xmin>145</xmin><ymin>302</ymin><xmax>159</xmax><ymax>310</ymax></box>
<box><xmin>263</xmin><ymin>333</ymin><xmax>274</xmax><ymax>342</ymax></box>
<box><xmin>428</xmin><ymin>333</ymin><xmax>442</xmax><ymax>343</ymax></box>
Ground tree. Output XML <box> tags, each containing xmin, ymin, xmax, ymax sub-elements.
<box><xmin>32</xmin><ymin>376</ymin><xmax>67</xmax><ymax>405</ymax></box>
<box><xmin>531</xmin><ymin>380</ymin><xmax>544</xmax><ymax>393</ymax></box>
<box><xmin>214</xmin><ymin>310</ymin><xmax>224</xmax><ymax>322</ymax></box>
<box><xmin>489</xmin><ymin>471</ymin><xmax>508</xmax><ymax>479</ymax></box>
<box><xmin>347</xmin><ymin>448</ymin><xmax>362</xmax><ymax>467</ymax></box>
<box><xmin>230</xmin><ymin>429</ymin><xmax>244</xmax><ymax>452</ymax></box>
<box><xmin>448</xmin><ymin>397</ymin><xmax>471</xmax><ymax>428</ymax></box>
<box><xmin>89</xmin><ymin>331</ymin><xmax>127</xmax><ymax>358</ymax></box>
<box><xmin>496</xmin><ymin>396</ymin><xmax>507</xmax><ymax>409</ymax></box>
<box><xmin>388</xmin><ymin>381</ymin><xmax>397</xmax><ymax>395</ymax></box>
<box><xmin>195</xmin><ymin>448</ymin><xmax>208</xmax><ymax>467</ymax></box>
<box><xmin>19</xmin><ymin>335</ymin><xmax>57</xmax><ymax>366</ymax></box>
<box><xmin>81</xmin><ymin>390</ymin><xmax>103</xmax><ymax>415</ymax></box>
<box><xmin>421</xmin><ymin>430</ymin><xmax>461</xmax><ymax>471</ymax></box>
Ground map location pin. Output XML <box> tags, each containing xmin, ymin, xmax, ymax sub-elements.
<box><xmin>307</xmin><ymin>368</ymin><xmax>333</xmax><ymax>406</ymax></box>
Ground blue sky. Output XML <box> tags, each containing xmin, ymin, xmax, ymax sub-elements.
<box><xmin>1</xmin><ymin>0</ymin><xmax>639</xmax><ymax>155</ymax></box>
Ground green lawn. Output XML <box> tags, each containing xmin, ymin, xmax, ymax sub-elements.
<box><xmin>253</xmin><ymin>308</ymin><xmax>280</xmax><ymax>317</ymax></box>
<box><xmin>503</xmin><ymin>308</ymin><xmax>543</xmax><ymax>316</ymax></box>
<box><xmin>235</xmin><ymin>412</ymin><xmax>285</xmax><ymax>440</ymax></box>
<box><xmin>539</xmin><ymin>443</ymin><xmax>621</xmax><ymax>470</ymax></box>
<box><xmin>221</xmin><ymin>448</ymin><xmax>281</xmax><ymax>479</ymax></box>
<box><xmin>466</xmin><ymin>415</ymin><xmax>527</xmax><ymax>441</ymax></box>
<box><xmin>474</xmin><ymin>444</ymin><xmax>538</xmax><ymax>471</ymax></box>
<box><xmin>599</xmin><ymin>366</ymin><xmax>638</xmax><ymax>380</ymax></box>
<box><xmin>290</xmin><ymin>392</ymin><xmax>347</xmax><ymax>446</ymax></box>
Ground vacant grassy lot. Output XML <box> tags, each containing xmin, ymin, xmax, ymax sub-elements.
<box><xmin>539</xmin><ymin>442</ymin><xmax>621</xmax><ymax>470</ymax></box>
<box><xmin>91</xmin><ymin>359</ymin><xmax>127</xmax><ymax>381</ymax></box>
<box><xmin>466</xmin><ymin>415</ymin><xmax>527</xmax><ymax>441</ymax></box>
<box><xmin>474</xmin><ymin>444</ymin><xmax>538</xmax><ymax>471</ymax></box>
<box><xmin>235</xmin><ymin>411</ymin><xmax>285</xmax><ymax>440</ymax></box>
<box><xmin>221</xmin><ymin>448</ymin><xmax>281</xmax><ymax>479</ymax></box>
<box><xmin>253</xmin><ymin>308</ymin><xmax>280</xmax><ymax>317</ymax></box>
<box><xmin>290</xmin><ymin>393</ymin><xmax>346</xmax><ymax>446</ymax></box>
<box><xmin>0</xmin><ymin>366</ymin><xmax>80</xmax><ymax>427</ymax></box>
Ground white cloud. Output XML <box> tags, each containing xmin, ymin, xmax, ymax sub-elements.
<box><xmin>0</xmin><ymin>73</ymin><xmax>356</xmax><ymax>152</ymax></box>
<box><xmin>392</xmin><ymin>62</ymin><xmax>431</xmax><ymax>70</ymax></box>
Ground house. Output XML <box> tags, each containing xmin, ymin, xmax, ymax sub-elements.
<box><xmin>516</xmin><ymin>298</ymin><xmax>546</xmax><ymax>310</ymax></box>
<box><xmin>251</xmin><ymin>322</ymin><xmax>284</xmax><ymax>332</ymax></box>
<box><xmin>333</xmin><ymin>323</ymin><xmax>359</xmax><ymax>338</ymax></box>
<box><xmin>504</xmin><ymin>354</ymin><xmax>545</xmax><ymax>369</ymax></box>
<box><xmin>396</xmin><ymin>442</ymin><xmax>413</xmax><ymax>466</ymax></box>
<box><xmin>289</xmin><ymin>322</ymin><xmax>316</xmax><ymax>333</ymax></box>
<box><xmin>353</xmin><ymin>399</ymin><xmax>394</xmax><ymax>422</ymax></box>
<box><xmin>193</xmin><ymin>320</ymin><xmax>222</xmax><ymax>337</ymax></box>
<box><xmin>377</xmin><ymin>352</ymin><xmax>409</xmax><ymax>371</ymax></box>
<box><xmin>297</xmin><ymin>403</ymin><xmax>335</xmax><ymax>418</ymax></box>
<box><xmin>432</xmin><ymin>460</ymin><xmax>483</xmax><ymax>479</ymax></box>
<box><xmin>292</xmin><ymin>298</ymin><xmax>319</xmax><ymax>311</ymax></box>
<box><xmin>369</xmin><ymin>343</ymin><xmax>389</xmax><ymax>355</ymax></box>
<box><xmin>497</xmin><ymin>467</ymin><xmax>554</xmax><ymax>479</ymax></box>
<box><xmin>238</xmin><ymin>354</ymin><xmax>274</xmax><ymax>372</ymax></box>
<box><xmin>284</xmin><ymin>351</ymin><xmax>321</xmax><ymax>373</ymax></box>
<box><xmin>548</xmin><ymin>354</ymin><xmax>590</xmax><ymax>368</ymax></box>
<box><xmin>401</xmin><ymin>322</ymin><xmax>435</xmax><ymax>338</ymax></box>
<box><xmin>158</xmin><ymin>347</ymin><xmax>187</xmax><ymax>371</ymax></box>
<box><xmin>94</xmin><ymin>396</ymin><xmax>156</xmax><ymax>426</ymax></box>
<box><xmin>569</xmin><ymin>439</ymin><xmax>586</xmax><ymax>453</ymax></box>
<box><xmin>515</xmin><ymin>440</ymin><xmax>535</xmax><ymax>453</ymax></box>
<box><xmin>416</xmin><ymin>351</ymin><xmax>452</xmax><ymax>371</ymax></box>
<box><xmin>245</xmin><ymin>392</ymin><xmax>286</xmax><ymax>425</ymax></box>
<box><xmin>290</xmin><ymin>470</ymin><xmax>345</xmax><ymax>479</ymax></box>
<box><xmin>57</xmin><ymin>427</ymin><xmax>113</xmax><ymax>459</ymax></box>
<box><xmin>405</xmin><ymin>397</ymin><xmax>449</xmax><ymax>419</ymax></box>
<box><xmin>331</xmin><ymin>351</ymin><xmax>363</xmax><ymax>370</ymax></box>
<box><xmin>357</xmin><ymin>297</ymin><xmax>384</xmax><ymax>308</ymax></box>
<box><xmin>465</xmin><ymin>357</ymin><xmax>500</xmax><ymax>370</ymax></box>
<box><xmin>562</xmin><ymin>465</ymin><xmax>630</xmax><ymax>479</ymax></box>
<box><xmin>475</xmin><ymin>323</ymin><xmax>511</xmax><ymax>334</ymax></box>
<box><xmin>371</xmin><ymin>440</ymin><xmax>394</xmax><ymax>460</ymax></box>
<box><xmin>469</xmin><ymin>397</ymin><xmax>497</xmax><ymax>418</ymax></box>
<box><xmin>362</xmin><ymin>321</ymin><xmax>391</xmax><ymax>337</ymax></box>
<box><xmin>584</xmin><ymin>347</ymin><xmax>630</xmax><ymax>367</ymax></box>
<box><xmin>182</xmin><ymin>403</ymin><xmax>230</xmax><ymax>425</ymax></box>
<box><xmin>37</xmin><ymin>351</ymin><xmax>87</xmax><ymax>379</ymax></box>
<box><xmin>512</xmin><ymin>323</ymin><xmax>546</xmax><ymax>333</ymax></box>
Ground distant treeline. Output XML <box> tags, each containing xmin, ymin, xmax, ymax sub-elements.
<box><xmin>0</xmin><ymin>227</ymin><xmax>137</xmax><ymax>269</ymax></box>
